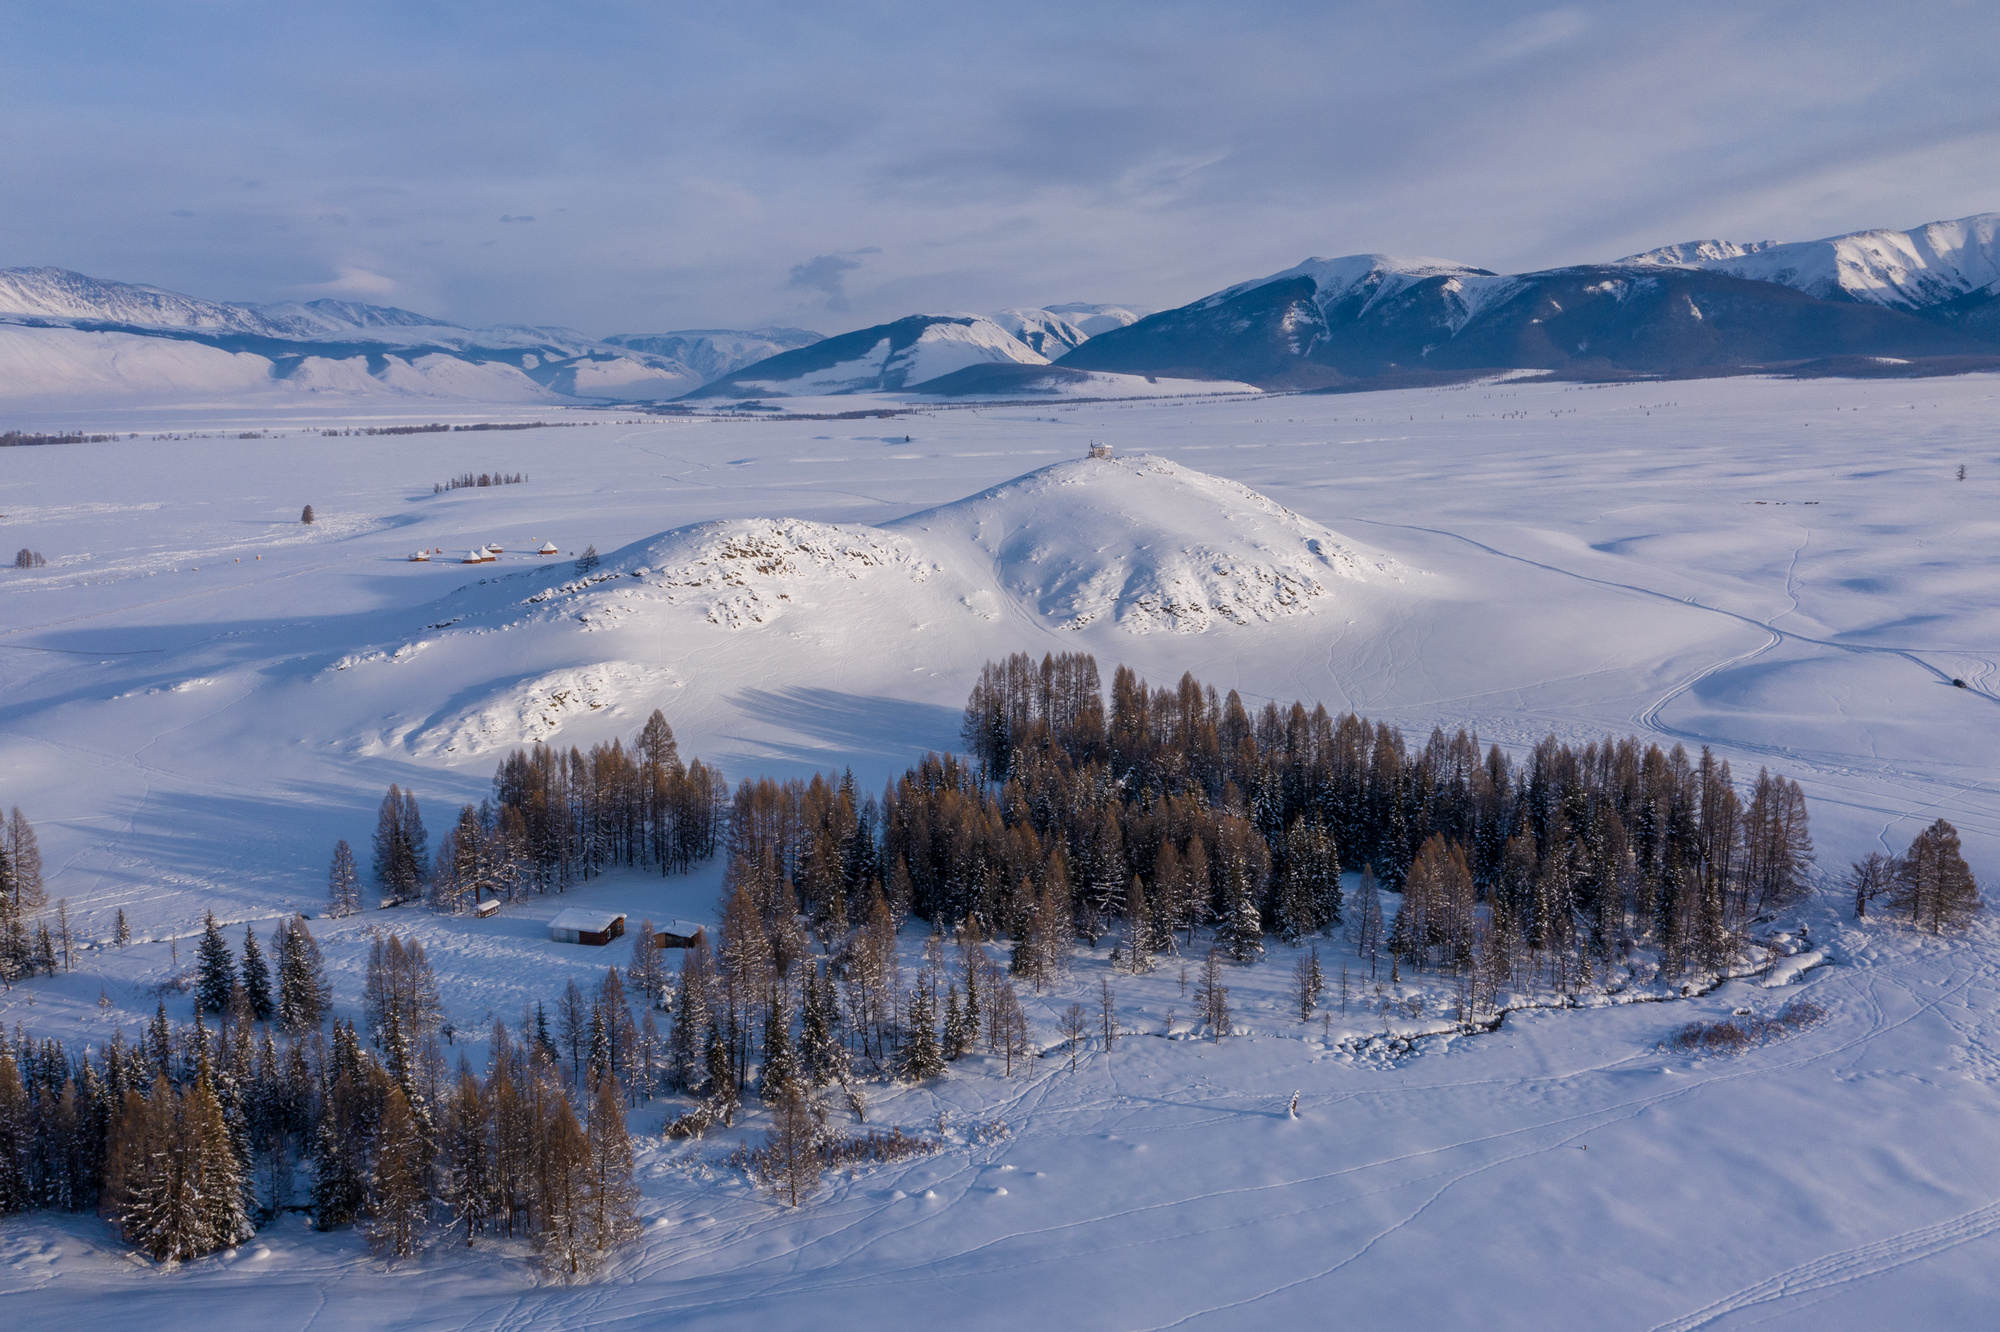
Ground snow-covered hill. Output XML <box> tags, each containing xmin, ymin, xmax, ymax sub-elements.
<box><xmin>689</xmin><ymin>314</ymin><xmax>1049</xmax><ymax>397</ymax></box>
<box><xmin>888</xmin><ymin>454</ymin><xmax>1390</xmax><ymax>632</ymax></box>
<box><xmin>1621</xmin><ymin>213</ymin><xmax>2000</xmax><ymax>311</ymax></box>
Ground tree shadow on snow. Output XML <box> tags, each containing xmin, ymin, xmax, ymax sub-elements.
<box><xmin>725</xmin><ymin>687</ymin><xmax>963</xmax><ymax>773</ymax></box>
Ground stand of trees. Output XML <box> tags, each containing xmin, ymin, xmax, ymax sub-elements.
<box><xmin>1</xmin><ymin>808</ymin><xmax>53</xmax><ymax>986</ymax></box>
<box><xmin>915</xmin><ymin>652</ymin><xmax>1824</xmax><ymax>995</ymax></box>
<box><xmin>1849</xmin><ymin>819</ymin><xmax>1983</xmax><ymax>930</ymax></box>
<box><xmin>0</xmin><ymin>920</ymin><xmax>641</xmax><ymax>1276</ymax></box>
<box><xmin>330</xmin><ymin>710</ymin><xmax>726</xmax><ymax>916</ymax></box>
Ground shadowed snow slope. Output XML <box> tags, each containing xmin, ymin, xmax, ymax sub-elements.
<box><xmin>688</xmin><ymin>314</ymin><xmax>1047</xmax><ymax>397</ymax></box>
<box><xmin>888</xmin><ymin>454</ymin><xmax>1393</xmax><ymax>632</ymax></box>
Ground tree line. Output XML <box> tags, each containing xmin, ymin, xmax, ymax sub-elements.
<box><xmin>0</xmin><ymin>913</ymin><xmax>642</xmax><ymax>1274</ymax></box>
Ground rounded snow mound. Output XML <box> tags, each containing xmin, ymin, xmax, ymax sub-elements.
<box><xmin>889</xmin><ymin>454</ymin><xmax>1392</xmax><ymax>633</ymax></box>
<box><xmin>412</xmin><ymin>661</ymin><xmax>683</xmax><ymax>757</ymax></box>
<box><xmin>527</xmin><ymin>518</ymin><xmax>930</xmax><ymax>630</ymax></box>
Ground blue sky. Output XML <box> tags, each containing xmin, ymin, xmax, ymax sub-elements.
<box><xmin>4</xmin><ymin>1</ymin><xmax>1996</xmax><ymax>335</ymax></box>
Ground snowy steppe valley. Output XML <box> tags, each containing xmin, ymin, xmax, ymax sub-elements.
<box><xmin>4</xmin><ymin>371</ymin><xmax>2000</xmax><ymax>1330</ymax></box>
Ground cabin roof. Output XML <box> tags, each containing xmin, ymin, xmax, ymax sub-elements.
<box><xmin>550</xmin><ymin>908</ymin><xmax>626</xmax><ymax>932</ymax></box>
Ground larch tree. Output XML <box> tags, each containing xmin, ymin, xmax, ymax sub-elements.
<box><xmin>757</xmin><ymin>1084</ymin><xmax>822</xmax><ymax>1208</ymax></box>
<box><xmin>584</xmin><ymin>1075</ymin><xmax>642</xmax><ymax>1252</ymax></box>
<box><xmin>1892</xmin><ymin>820</ymin><xmax>1982</xmax><ymax>932</ymax></box>
<box><xmin>1194</xmin><ymin>948</ymin><xmax>1230</xmax><ymax>1040</ymax></box>
<box><xmin>366</xmin><ymin>1085</ymin><xmax>429</xmax><ymax>1258</ymax></box>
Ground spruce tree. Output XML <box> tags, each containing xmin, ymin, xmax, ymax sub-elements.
<box><xmin>327</xmin><ymin>839</ymin><xmax>362</xmax><ymax>918</ymax></box>
<box><xmin>1217</xmin><ymin>857</ymin><xmax>1264</xmax><ymax>962</ymax></box>
<box><xmin>942</xmin><ymin>984</ymin><xmax>969</xmax><ymax>1060</ymax></box>
<box><xmin>276</xmin><ymin>916</ymin><xmax>330</xmax><ymax>1033</ymax></box>
<box><xmin>115</xmin><ymin>907</ymin><xmax>131</xmax><ymax>947</ymax></box>
<box><xmin>760</xmin><ymin>1001</ymin><xmax>799</xmax><ymax>1101</ymax></box>
<box><xmin>240</xmin><ymin>924</ymin><xmax>273</xmax><ymax>1022</ymax></box>
<box><xmin>895</xmin><ymin>976</ymin><xmax>945</xmax><ymax>1082</ymax></box>
<box><xmin>703</xmin><ymin>1021</ymin><xmax>736</xmax><ymax>1119</ymax></box>
<box><xmin>186</xmin><ymin>1065</ymin><xmax>254</xmax><ymax>1255</ymax></box>
<box><xmin>1124</xmin><ymin>875</ymin><xmax>1155</xmax><ymax>973</ymax></box>
<box><xmin>195</xmin><ymin>912</ymin><xmax>237</xmax><ymax>1016</ymax></box>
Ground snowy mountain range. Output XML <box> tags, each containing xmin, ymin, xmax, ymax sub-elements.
<box><xmin>6</xmin><ymin>212</ymin><xmax>1999</xmax><ymax>407</ymax></box>
<box><xmin>1064</xmin><ymin>213</ymin><xmax>2000</xmax><ymax>389</ymax></box>
<box><xmin>0</xmin><ymin>267</ymin><xmax>835</xmax><ymax>406</ymax></box>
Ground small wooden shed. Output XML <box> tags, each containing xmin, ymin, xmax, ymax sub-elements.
<box><xmin>654</xmin><ymin>920</ymin><xmax>708</xmax><ymax>949</ymax></box>
<box><xmin>550</xmin><ymin>908</ymin><xmax>626</xmax><ymax>946</ymax></box>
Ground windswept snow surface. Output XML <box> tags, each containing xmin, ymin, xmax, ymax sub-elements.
<box><xmin>5</xmin><ymin>375</ymin><xmax>2000</xmax><ymax>1327</ymax></box>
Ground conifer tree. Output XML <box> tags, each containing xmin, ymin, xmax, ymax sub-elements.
<box><xmin>115</xmin><ymin>907</ymin><xmax>131</xmax><ymax>947</ymax></box>
<box><xmin>190</xmin><ymin>1065</ymin><xmax>255</xmax><ymax>1254</ymax></box>
<box><xmin>1292</xmin><ymin>946</ymin><xmax>1324</xmax><ymax>1022</ymax></box>
<box><xmin>669</xmin><ymin>938</ymin><xmax>715</xmax><ymax>1091</ymax></box>
<box><xmin>1349</xmin><ymin>867</ymin><xmax>1384</xmax><ymax>979</ymax></box>
<box><xmin>1123</xmin><ymin>875</ymin><xmax>1155</xmax><ymax>973</ymax></box>
<box><xmin>536</xmin><ymin>1093</ymin><xmax>593</xmax><ymax>1277</ymax></box>
<box><xmin>440</xmin><ymin>1064</ymin><xmax>492</xmax><ymax>1246</ymax></box>
<box><xmin>276</xmin><ymin>916</ymin><xmax>331</xmax><ymax>1032</ymax></box>
<box><xmin>367</xmin><ymin>1085</ymin><xmax>429</xmax><ymax>1257</ymax></box>
<box><xmin>757</xmin><ymin>1085</ymin><xmax>822</xmax><ymax>1208</ymax></box>
<box><xmin>703</xmin><ymin>1021</ymin><xmax>736</xmax><ymax>1120</ymax></box>
<box><xmin>1892</xmin><ymin>820</ymin><xmax>1982</xmax><ymax>931</ymax></box>
<box><xmin>239</xmin><ymin>924</ymin><xmax>273</xmax><ymax>1022</ymax></box>
<box><xmin>896</xmin><ymin>974</ymin><xmax>945</xmax><ymax>1082</ymax></box>
<box><xmin>583</xmin><ymin>1075</ymin><xmax>641</xmax><ymax>1253</ymax></box>
<box><xmin>327</xmin><ymin>839</ymin><xmax>362</xmax><ymax>918</ymax></box>
<box><xmin>0</xmin><ymin>1052</ymin><xmax>26</xmax><ymax>1216</ymax></box>
<box><xmin>195</xmin><ymin>912</ymin><xmax>237</xmax><ymax>1016</ymax></box>
<box><xmin>1217</xmin><ymin>855</ymin><xmax>1264</xmax><ymax>962</ymax></box>
<box><xmin>1194</xmin><ymin>948</ymin><xmax>1230</xmax><ymax>1040</ymax></box>
<box><xmin>760</xmin><ymin>1000</ymin><xmax>800</xmax><ymax>1101</ymax></box>
<box><xmin>942</xmin><ymin>984</ymin><xmax>969</xmax><ymax>1060</ymax></box>
<box><xmin>800</xmin><ymin>961</ymin><xmax>848</xmax><ymax>1089</ymax></box>
<box><xmin>5</xmin><ymin>809</ymin><xmax>42</xmax><ymax>915</ymax></box>
<box><xmin>627</xmin><ymin>920</ymin><xmax>667</xmax><ymax>1009</ymax></box>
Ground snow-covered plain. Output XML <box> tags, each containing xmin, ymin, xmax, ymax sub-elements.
<box><xmin>4</xmin><ymin>373</ymin><xmax>2000</xmax><ymax>1327</ymax></box>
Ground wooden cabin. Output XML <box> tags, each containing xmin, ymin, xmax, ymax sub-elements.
<box><xmin>475</xmin><ymin>897</ymin><xmax>501</xmax><ymax>918</ymax></box>
<box><xmin>408</xmin><ymin>550</ymin><xmax>430</xmax><ymax>562</ymax></box>
<box><xmin>654</xmin><ymin>920</ymin><xmax>708</xmax><ymax>949</ymax></box>
<box><xmin>549</xmin><ymin>908</ymin><xmax>626</xmax><ymax>946</ymax></box>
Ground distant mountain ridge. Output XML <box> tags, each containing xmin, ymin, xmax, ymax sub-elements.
<box><xmin>1059</xmin><ymin>214</ymin><xmax>2000</xmax><ymax>389</ymax></box>
<box><xmin>687</xmin><ymin>314</ymin><xmax>1050</xmax><ymax>397</ymax></box>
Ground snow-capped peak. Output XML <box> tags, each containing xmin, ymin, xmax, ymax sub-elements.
<box><xmin>1618</xmin><ymin>239</ymin><xmax>1782</xmax><ymax>267</ymax></box>
<box><xmin>1617</xmin><ymin>213</ymin><xmax>2000</xmax><ymax>309</ymax></box>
